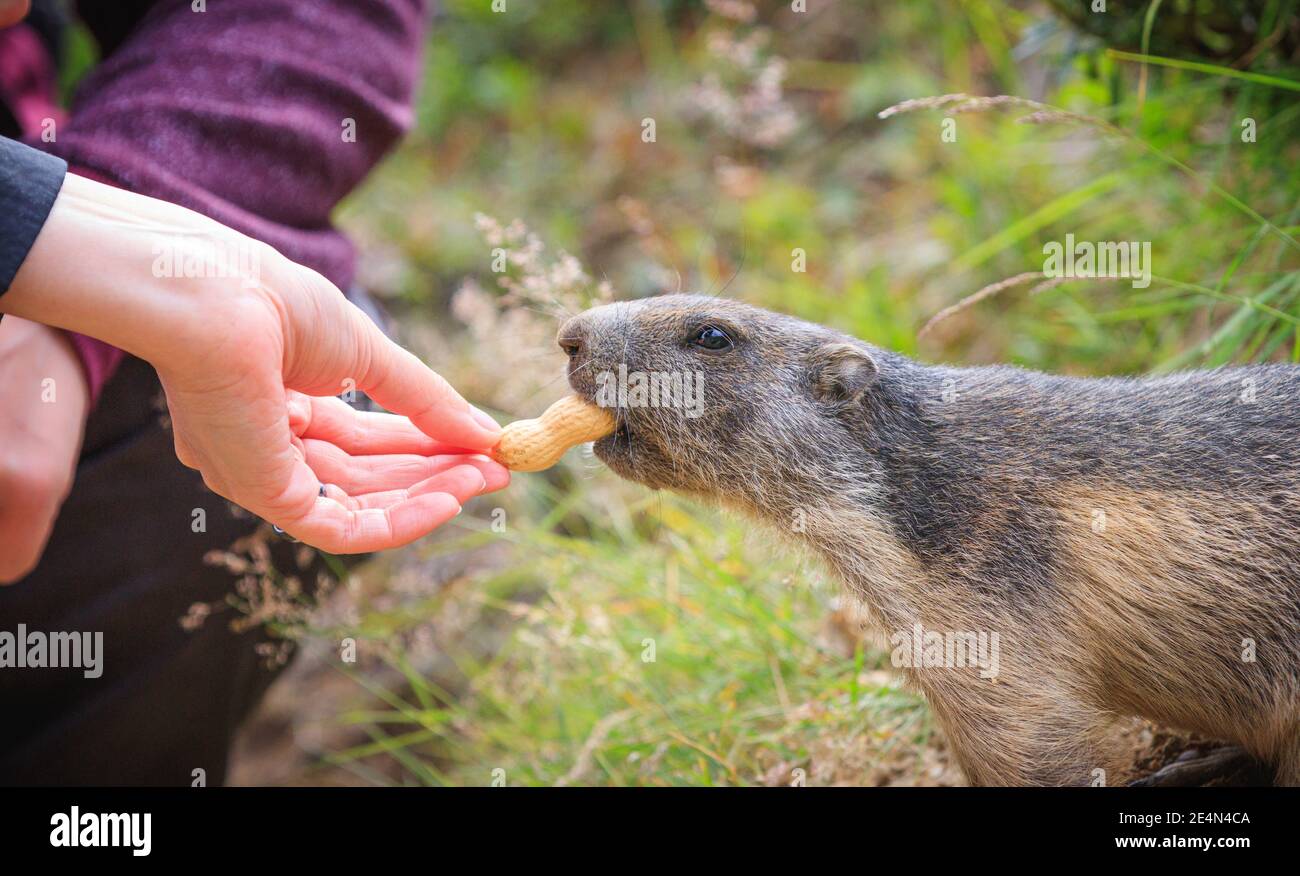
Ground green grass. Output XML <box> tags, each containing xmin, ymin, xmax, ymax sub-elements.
<box><xmin>308</xmin><ymin>487</ymin><xmax>946</xmax><ymax>786</ymax></box>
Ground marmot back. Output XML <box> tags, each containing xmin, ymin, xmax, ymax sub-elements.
<box><xmin>557</xmin><ymin>293</ymin><xmax>1300</xmax><ymax>786</ymax></box>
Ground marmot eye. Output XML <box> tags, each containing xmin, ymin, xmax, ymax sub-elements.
<box><xmin>690</xmin><ymin>325</ymin><xmax>733</xmax><ymax>351</ymax></box>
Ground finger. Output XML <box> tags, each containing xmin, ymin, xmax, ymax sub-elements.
<box><xmin>302</xmin><ymin>439</ymin><xmax>442</xmax><ymax>493</ymax></box>
<box><xmin>285</xmin><ymin>488</ymin><xmax>464</xmax><ymax>554</ymax></box>
<box><xmin>288</xmin><ymin>392</ymin><xmax>481</xmax><ymax>456</ymax></box>
<box><xmin>463</xmin><ymin>455</ymin><xmax>511</xmax><ymax>493</ymax></box>
<box><xmin>322</xmin><ymin>463</ymin><xmax>490</xmax><ymax>510</ymax></box>
<box><xmin>355</xmin><ymin>317</ymin><xmax>501</xmax><ymax>450</ymax></box>
<box><xmin>326</xmin><ymin>456</ymin><xmax>509</xmax><ymax>509</ymax></box>
<box><xmin>302</xmin><ymin>440</ymin><xmax>506</xmax><ymax>494</ymax></box>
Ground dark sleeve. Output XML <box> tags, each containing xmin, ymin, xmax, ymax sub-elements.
<box><xmin>0</xmin><ymin>136</ymin><xmax>67</xmax><ymax>297</ymax></box>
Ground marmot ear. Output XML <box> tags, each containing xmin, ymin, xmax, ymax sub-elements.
<box><xmin>811</xmin><ymin>342</ymin><xmax>879</xmax><ymax>403</ymax></box>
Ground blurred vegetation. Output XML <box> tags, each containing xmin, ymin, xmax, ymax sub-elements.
<box><xmin>260</xmin><ymin>0</ymin><xmax>1299</xmax><ymax>785</ymax></box>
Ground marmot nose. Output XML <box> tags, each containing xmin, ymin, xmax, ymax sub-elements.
<box><xmin>557</xmin><ymin>317</ymin><xmax>587</xmax><ymax>359</ymax></box>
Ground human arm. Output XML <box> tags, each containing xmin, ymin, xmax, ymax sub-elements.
<box><xmin>2</xmin><ymin>168</ymin><xmax>508</xmax><ymax>559</ymax></box>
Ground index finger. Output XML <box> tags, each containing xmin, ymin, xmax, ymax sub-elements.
<box><xmin>287</xmin><ymin>392</ymin><xmax>484</xmax><ymax>456</ymax></box>
<box><xmin>358</xmin><ymin>321</ymin><xmax>501</xmax><ymax>451</ymax></box>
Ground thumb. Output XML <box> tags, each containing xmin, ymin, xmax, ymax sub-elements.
<box><xmin>280</xmin><ymin>262</ymin><xmax>501</xmax><ymax>451</ymax></box>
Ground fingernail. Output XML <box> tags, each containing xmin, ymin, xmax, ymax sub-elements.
<box><xmin>470</xmin><ymin>405</ymin><xmax>500</xmax><ymax>434</ymax></box>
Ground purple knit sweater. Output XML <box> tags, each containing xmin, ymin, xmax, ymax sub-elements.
<box><xmin>0</xmin><ymin>0</ymin><xmax>427</xmax><ymax>403</ymax></box>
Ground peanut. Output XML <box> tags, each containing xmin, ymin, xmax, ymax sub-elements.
<box><xmin>491</xmin><ymin>395</ymin><xmax>617</xmax><ymax>472</ymax></box>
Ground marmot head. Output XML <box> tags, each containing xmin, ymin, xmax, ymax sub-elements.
<box><xmin>558</xmin><ymin>294</ymin><xmax>890</xmax><ymax>508</ymax></box>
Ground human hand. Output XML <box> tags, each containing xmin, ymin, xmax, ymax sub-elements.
<box><xmin>0</xmin><ymin>316</ymin><xmax>88</xmax><ymax>583</ymax></box>
<box><xmin>4</xmin><ymin>172</ymin><xmax>509</xmax><ymax>554</ymax></box>
<box><xmin>151</xmin><ymin>248</ymin><xmax>510</xmax><ymax>553</ymax></box>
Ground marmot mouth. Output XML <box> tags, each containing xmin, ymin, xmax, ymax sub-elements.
<box><xmin>598</xmin><ymin>418</ymin><xmax>633</xmax><ymax>447</ymax></box>
<box><xmin>593</xmin><ymin>416</ymin><xmax>635</xmax><ymax>466</ymax></box>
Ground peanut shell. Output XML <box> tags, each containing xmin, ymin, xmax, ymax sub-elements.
<box><xmin>491</xmin><ymin>395</ymin><xmax>617</xmax><ymax>472</ymax></box>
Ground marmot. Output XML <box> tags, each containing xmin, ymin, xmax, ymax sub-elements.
<box><xmin>557</xmin><ymin>294</ymin><xmax>1300</xmax><ymax>786</ymax></box>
